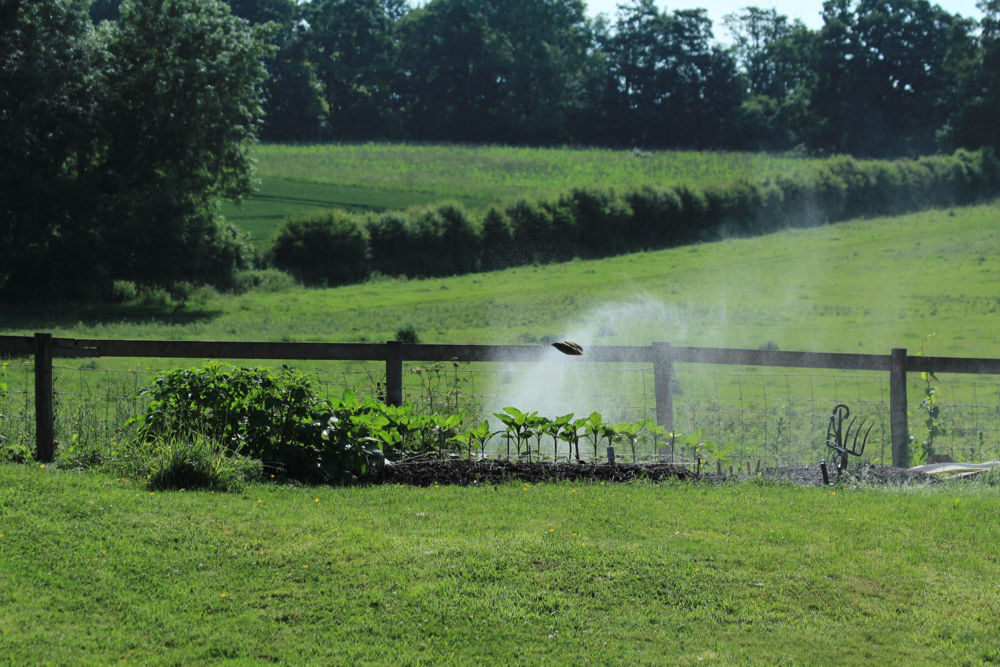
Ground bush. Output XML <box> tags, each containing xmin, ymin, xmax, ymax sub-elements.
<box><xmin>230</xmin><ymin>268</ymin><xmax>297</xmax><ymax>294</ymax></box>
<box><xmin>367</xmin><ymin>212</ymin><xmax>413</xmax><ymax>277</ymax></box>
<box><xmin>264</xmin><ymin>150</ymin><xmax>999</xmax><ymax>285</ymax></box>
<box><xmin>480</xmin><ymin>207</ymin><xmax>515</xmax><ymax>270</ymax></box>
<box><xmin>507</xmin><ymin>199</ymin><xmax>558</xmax><ymax>265</ymax></box>
<box><xmin>269</xmin><ymin>210</ymin><xmax>369</xmax><ymax>286</ymax></box>
<box><xmin>126</xmin><ymin>363</ymin><xmax>388</xmax><ymax>484</ymax></box>
<box><xmin>144</xmin><ymin>436</ymin><xmax>263</xmax><ymax>492</ymax></box>
<box><xmin>395</xmin><ymin>325</ymin><xmax>420</xmax><ymax>344</ymax></box>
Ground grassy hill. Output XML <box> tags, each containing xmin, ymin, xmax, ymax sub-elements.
<box><xmin>223</xmin><ymin>144</ymin><xmax>822</xmax><ymax>246</ymax></box>
<box><xmin>11</xmin><ymin>202</ymin><xmax>999</xmax><ymax>359</ymax></box>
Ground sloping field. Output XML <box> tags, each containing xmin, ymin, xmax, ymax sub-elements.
<box><xmin>224</xmin><ymin>144</ymin><xmax>821</xmax><ymax>244</ymax></box>
<box><xmin>3</xmin><ymin>203</ymin><xmax>999</xmax><ymax>465</ymax></box>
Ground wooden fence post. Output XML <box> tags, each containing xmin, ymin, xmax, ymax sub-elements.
<box><xmin>890</xmin><ymin>347</ymin><xmax>909</xmax><ymax>468</ymax></box>
<box><xmin>385</xmin><ymin>340</ymin><xmax>403</xmax><ymax>406</ymax></box>
<box><xmin>653</xmin><ymin>341</ymin><xmax>674</xmax><ymax>432</ymax></box>
<box><xmin>34</xmin><ymin>332</ymin><xmax>54</xmax><ymax>462</ymax></box>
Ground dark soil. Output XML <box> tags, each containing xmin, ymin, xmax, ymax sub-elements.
<box><xmin>382</xmin><ymin>459</ymin><xmax>937</xmax><ymax>487</ymax></box>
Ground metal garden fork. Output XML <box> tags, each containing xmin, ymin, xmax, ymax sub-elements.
<box><xmin>825</xmin><ymin>404</ymin><xmax>874</xmax><ymax>475</ymax></box>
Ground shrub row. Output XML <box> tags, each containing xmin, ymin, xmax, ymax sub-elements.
<box><xmin>269</xmin><ymin>149</ymin><xmax>1000</xmax><ymax>286</ymax></box>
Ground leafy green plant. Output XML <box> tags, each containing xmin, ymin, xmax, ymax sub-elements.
<box><xmin>681</xmin><ymin>428</ymin><xmax>731</xmax><ymax>475</ymax></box>
<box><xmin>915</xmin><ymin>333</ymin><xmax>944</xmax><ymax>464</ymax></box>
<box><xmin>557</xmin><ymin>415</ymin><xmax>588</xmax><ymax>462</ymax></box>
<box><xmin>639</xmin><ymin>419</ymin><xmax>672</xmax><ymax>461</ymax></box>
<box><xmin>583</xmin><ymin>412</ymin><xmax>605</xmax><ymax>461</ymax></box>
<box><xmin>616</xmin><ymin>420</ymin><xmax>644</xmax><ymax>462</ymax></box>
<box><xmin>543</xmin><ymin>413</ymin><xmax>573</xmax><ymax>462</ymax></box>
<box><xmin>451</xmin><ymin>420</ymin><xmax>495</xmax><ymax>459</ymax></box>
<box><xmin>494</xmin><ymin>407</ymin><xmax>541</xmax><ymax>461</ymax></box>
<box><xmin>145</xmin><ymin>435</ymin><xmax>263</xmax><ymax>492</ymax></box>
<box><xmin>127</xmin><ymin>364</ymin><xmax>392</xmax><ymax>484</ymax></box>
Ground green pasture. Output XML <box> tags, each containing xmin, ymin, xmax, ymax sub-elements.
<box><xmin>8</xmin><ymin>203</ymin><xmax>1000</xmax><ymax>355</ymax></box>
<box><xmin>4</xmin><ymin>202</ymin><xmax>1000</xmax><ymax>464</ymax></box>
<box><xmin>2</xmin><ymin>464</ymin><xmax>999</xmax><ymax>664</ymax></box>
<box><xmin>224</xmin><ymin>144</ymin><xmax>822</xmax><ymax>245</ymax></box>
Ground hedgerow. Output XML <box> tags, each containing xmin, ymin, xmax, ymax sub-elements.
<box><xmin>268</xmin><ymin>149</ymin><xmax>999</xmax><ymax>284</ymax></box>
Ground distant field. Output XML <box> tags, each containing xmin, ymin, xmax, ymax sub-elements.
<box><xmin>224</xmin><ymin>143</ymin><xmax>820</xmax><ymax>245</ymax></box>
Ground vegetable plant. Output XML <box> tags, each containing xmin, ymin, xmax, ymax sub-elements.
<box><xmin>494</xmin><ymin>407</ymin><xmax>540</xmax><ymax>461</ymax></box>
<box><xmin>616</xmin><ymin>420</ymin><xmax>644</xmax><ymax>462</ymax></box>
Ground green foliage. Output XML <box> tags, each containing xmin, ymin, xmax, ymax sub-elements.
<box><xmin>395</xmin><ymin>325</ymin><xmax>420</xmax><ymax>345</ymax></box>
<box><xmin>494</xmin><ymin>407</ymin><xmax>544</xmax><ymax>461</ymax></box>
<box><xmin>144</xmin><ymin>435</ymin><xmax>263</xmax><ymax>492</ymax></box>
<box><xmin>0</xmin><ymin>0</ymin><xmax>271</xmax><ymax>302</ymax></box>
<box><xmin>914</xmin><ymin>333</ymin><xmax>945</xmax><ymax>464</ymax></box>
<box><xmin>255</xmin><ymin>149</ymin><xmax>999</xmax><ymax>287</ymax></box>
<box><xmin>127</xmin><ymin>363</ymin><xmax>392</xmax><ymax>484</ymax></box>
<box><xmin>451</xmin><ymin>420</ymin><xmax>495</xmax><ymax>459</ymax></box>
<box><xmin>269</xmin><ymin>210</ymin><xmax>370</xmax><ymax>286</ymax></box>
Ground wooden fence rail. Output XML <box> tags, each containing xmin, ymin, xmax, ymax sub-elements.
<box><xmin>4</xmin><ymin>333</ymin><xmax>1000</xmax><ymax>467</ymax></box>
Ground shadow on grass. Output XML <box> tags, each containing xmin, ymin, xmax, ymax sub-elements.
<box><xmin>0</xmin><ymin>302</ymin><xmax>222</xmax><ymax>331</ymax></box>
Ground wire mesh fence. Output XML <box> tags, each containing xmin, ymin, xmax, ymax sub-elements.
<box><xmin>3</xmin><ymin>354</ymin><xmax>1000</xmax><ymax>467</ymax></box>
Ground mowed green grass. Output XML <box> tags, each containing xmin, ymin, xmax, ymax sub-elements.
<box><xmin>224</xmin><ymin>143</ymin><xmax>821</xmax><ymax>245</ymax></box>
<box><xmin>3</xmin><ymin>464</ymin><xmax>999</xmax><ymax>664</ymax></box>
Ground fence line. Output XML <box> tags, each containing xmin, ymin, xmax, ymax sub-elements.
<box><xmin>4</xmin><ymin>333</ymin><xmax>1000</xmax><ymax>466</ymax></box>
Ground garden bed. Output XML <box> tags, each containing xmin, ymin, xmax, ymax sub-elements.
<box><xmin>382</xmin><ymin>459</ymin><xmax>936</xmax><ymax>487</ymax></box>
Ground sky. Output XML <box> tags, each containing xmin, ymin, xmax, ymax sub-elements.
<box><xmin>583</xmin><ymin>0</ymin><xmax>986</xmax><ymax>38</ymax></box>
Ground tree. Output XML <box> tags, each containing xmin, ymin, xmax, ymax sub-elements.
<box><xmin>605</xmin><ymin>1</ymin><xmax>744</xmax><ymax>147</ymax></box>
<box><xmin>724</xmin><ymin>8</ymin><xmax>818</xmax><ymax>150</ymax></box>
<box><xmin>725</xmin><ymin>7</ymin><xmax>803</xmax><ymax>99</ymax></box>
<box><xmin>396</xmin><ymin>0</ymin><xmax>512</xmax><ymax>141</ymax></box>
<box><xmin>476</xmin><ymin>0</ymin><xmax>595</xmax><ymax>143</ymax></box>
<box><xmin>305</xmin><ymin>0</ymin><xmax>406</xmax><ymax>139</ymax></box>
<box><xmin>0</xmin><ymin>0</ymin><xmax>110</xmax><ymax>297</ymax></box>
<box><xmin>942</xmin><ymin>0</ymin><xmax>1000</xmax><ymax>152</ymax></box>
<box><xmin>808</xmin><ymin>0</ymin><xmax>976</xmax><ymax>156</ymax></box>
<box><xmin>0</xmin><ymin>0</ymin><xmax>271</xmax><ymax>301</ymax></box>
<box><xmin>225</xmin><ymin>0</ymin><xmax>327</xmax><ymax>141</ymax></box>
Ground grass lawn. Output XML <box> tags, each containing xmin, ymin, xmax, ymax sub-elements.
<box><xmin>2</xmin><ymin>464</ymin><xmax>998</xmax><ymax>664</ymax></box>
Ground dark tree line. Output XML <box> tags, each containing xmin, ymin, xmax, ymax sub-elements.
<box><xmin>208</xmin><ymin>0</ymin><xmax>998</xmax><ymax>156</ymax></box>
<box><xmin>81</xmin><ymin>0</ymin><xmax>1000</xmax><ymax>154</ymax></box>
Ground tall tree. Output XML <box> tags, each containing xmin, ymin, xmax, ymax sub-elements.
<box><xmin>477</xmin><ymin>0</ymin><xmax>594</xmax><ymax>143</ymax></box>
<box><xmin>396</xmin><ymin>0</ymin><xmax>513</xmax><ymax>141</ymax></box>
<box><xmin>605</xmin><ymin>1</ymin><xmax>744</xmax><ymax>147</ymax></box>
<box><xmin>306</xmin><ymin>0</ymin><xmax>406</xmax><ymax>139</ymax></box>
<box><xmin>0</xmin><ymin>0</ymin><xmax>272</xmax><ymax>301</ymax></box>
<box><xmin>942</xmin><ymin>0</ymin><xmax>1000</xmax><ymax>151</ymax></box>
<box><xmin>809</xmin><ymin>0</ymin><xmax>975</xmax><ymax>156</ymax></box>
<box><xmin>226</xmin><ymin>0</ymin><xmax>327</xmax><ymax>142</ymax></box>
<box><xmin>0</xmin><ymin>0</ymin><xmax>110</xmax><ymax>297</ymax></box>
<box><xmin>724</xmin><ymin>7</ymin><xmax>803</xmax><ymax>99</ymax></box>
<box><xmin>724</xmin><ymin>8</ymin><xmax>818</xmax><ymax>150</ymax></box>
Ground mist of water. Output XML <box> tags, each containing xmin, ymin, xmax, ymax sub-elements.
<box><xmin>487</xmin><ymin>295</ymin><xmax>690</xmax><ymax>431</ymax></box>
